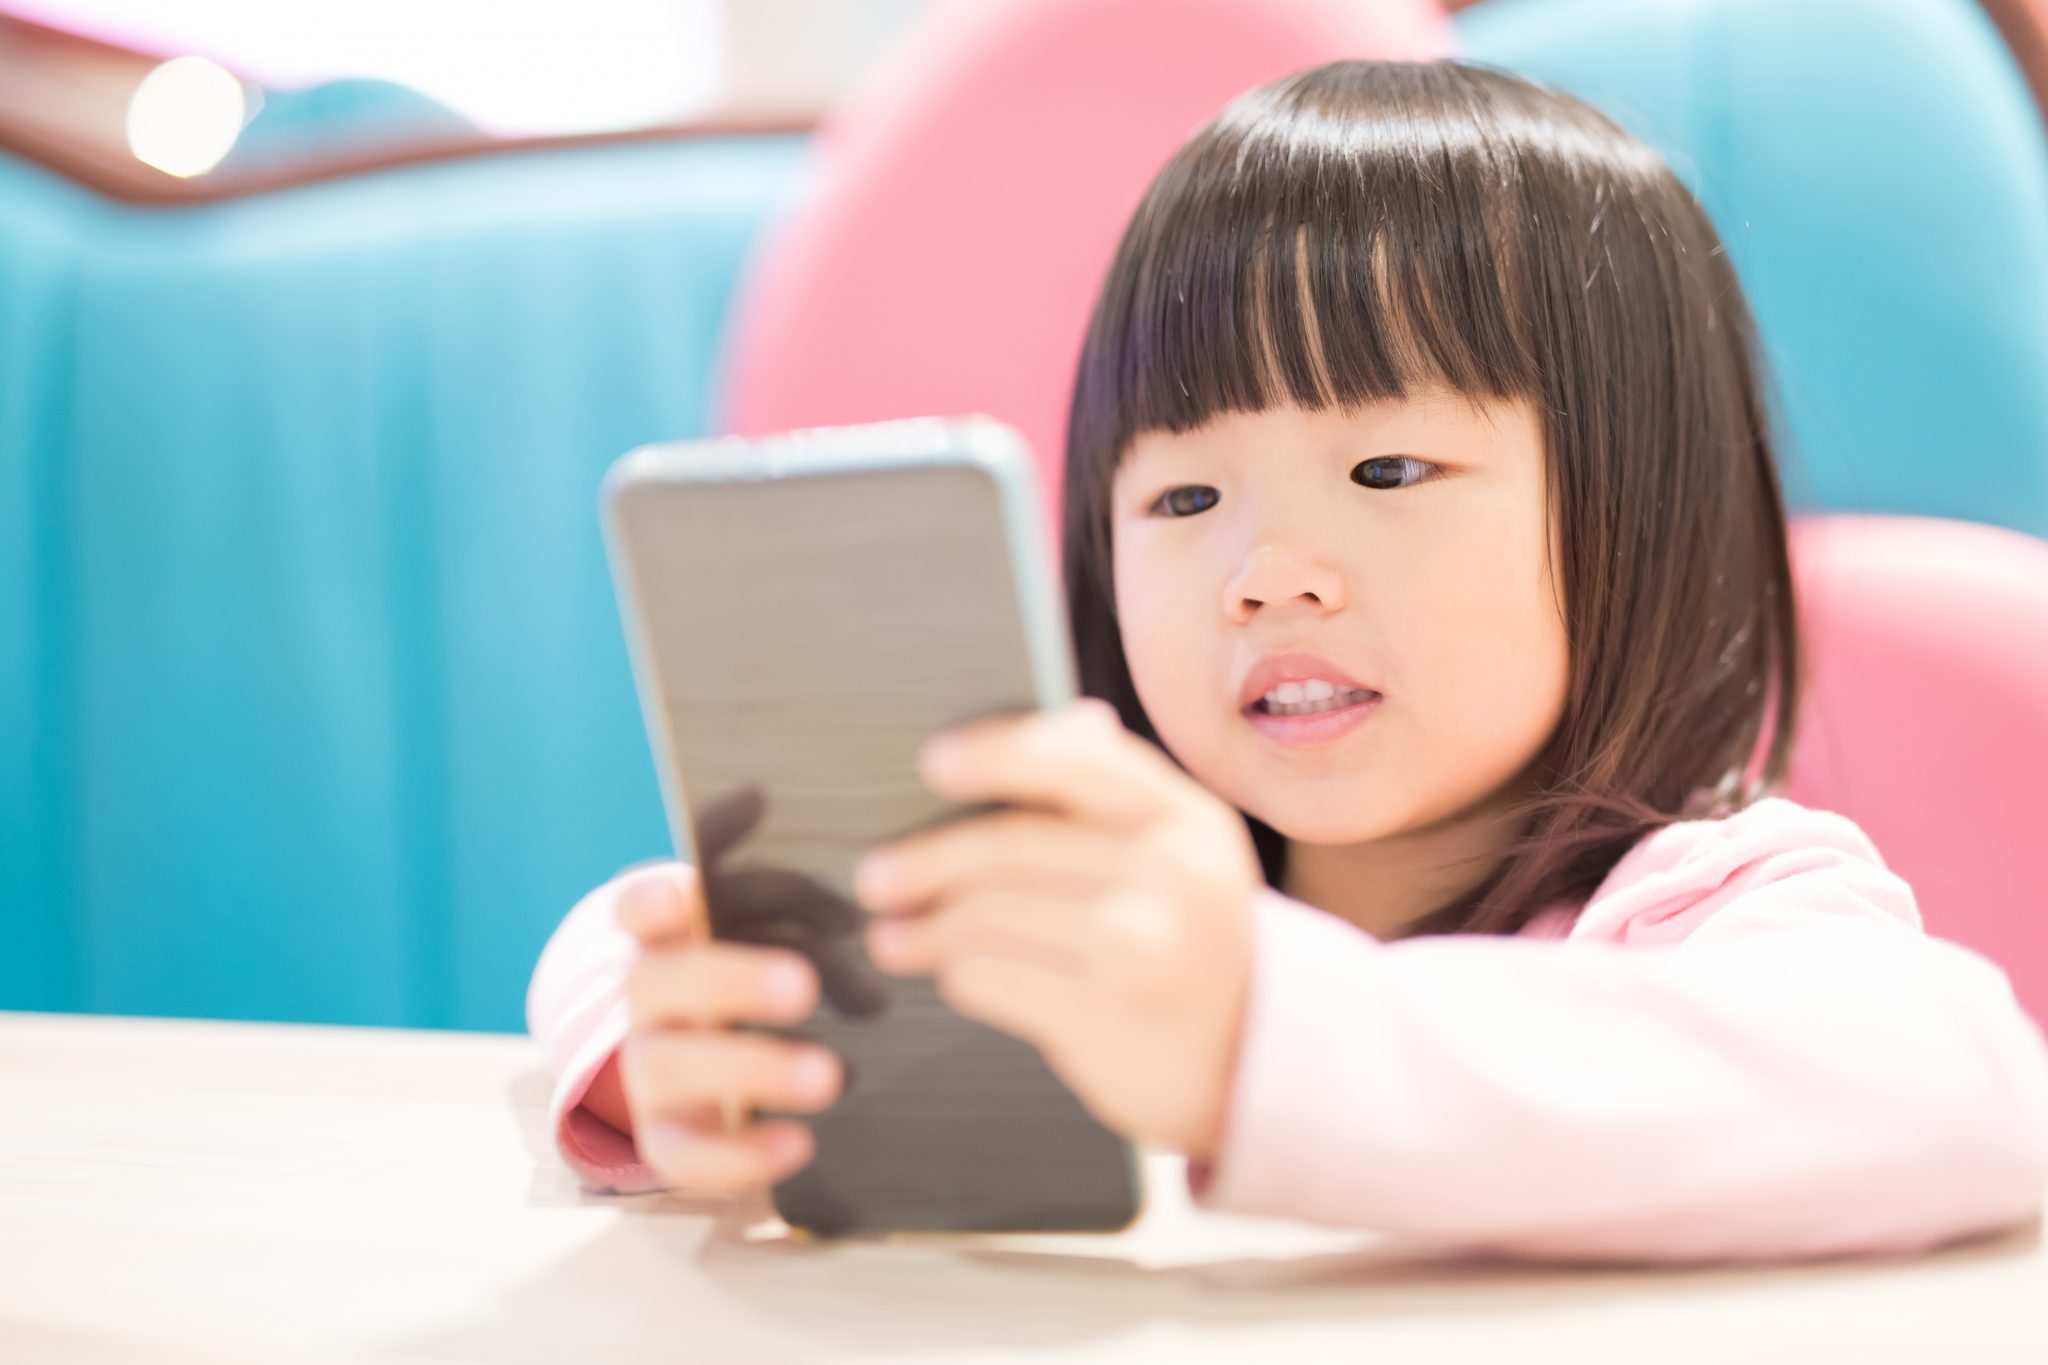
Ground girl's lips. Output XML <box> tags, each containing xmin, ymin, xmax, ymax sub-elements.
<box><xmin>1243</xmin><ymin>692</ymin><xmax>1382</xmax><ymax>746</ymax></box>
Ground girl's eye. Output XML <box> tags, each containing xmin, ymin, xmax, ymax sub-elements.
<box><xmin>1352</xmin><ymin>456</ymin><xmax>1440</xmax><ymax>491</ymax></box>
<box><xmin>1150</xmin><ymin>485</ymin><xmax>1220</xmax><ymax>517</ymax></box>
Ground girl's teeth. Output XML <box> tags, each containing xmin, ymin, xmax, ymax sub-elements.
<box><xmin>1270</xmin><ymin>680</ymin><xmax>1332</xmax><ymax>705</ymax></box>
<box><xmin>1260</xmin><ymin>685</ymin><xmax>1372</xmax><ymax>716</ymax></box>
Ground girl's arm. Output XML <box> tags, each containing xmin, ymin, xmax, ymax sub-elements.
<box><xmin>1192</xmin><ymin>798</ymin><xmax>2048</xmax><ymax>1264</ymax></box>
<box><xmin>524</xmin><ymin>875</ymin><xmax>666</xmax><ymax>1193</ymax></box>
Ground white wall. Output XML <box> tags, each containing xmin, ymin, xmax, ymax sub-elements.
<box><xmin>8</xmin><ymin>0</ymin><xmax>720</xmax><ymax>135</ymax></box>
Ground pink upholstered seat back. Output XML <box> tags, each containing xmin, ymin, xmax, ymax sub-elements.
<box><xmin>716</xmin><ymin>0</ymin><xmax>1450</xmax><ymax>542</ymax></box>
<box><xmin>1788</xmin><ymin>515</ymin><xmax>2048</xmax><ymax>1028</ymax></box>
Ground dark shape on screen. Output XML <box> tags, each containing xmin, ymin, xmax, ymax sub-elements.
<box><xmin>690</xmin><ymin>785</ymin><xmax>888</xmax><ymax>1019</ymax></box>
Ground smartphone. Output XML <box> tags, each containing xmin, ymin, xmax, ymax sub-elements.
<box><xmin>600</xmin><ymin>415</ymin><xmax>1142</xmax><ymax>1237</ymax></box>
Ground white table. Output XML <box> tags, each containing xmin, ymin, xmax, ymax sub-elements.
<box><xmin>2</xmin><ymin>1010</ymin><xmax>2042</xmax><ymax>1362</ymax></box>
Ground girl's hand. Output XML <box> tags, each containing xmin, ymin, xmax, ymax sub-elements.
<box><xmin>609</xmin><ymin>863</ymin><xmax>845</xmax><ymax>1195</ymax></box>
<box><xmin>855</xmin><ymin>698</ymin><xmax>1261</xmax><ymax>1160</ymax></box>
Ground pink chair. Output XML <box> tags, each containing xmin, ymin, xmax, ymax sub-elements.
<box><xmin>715</xmin><ymin>0</ymin><xmax>1450</xmax><ymax>544</ymax></box>
<box><xmin>1788</xmin><ymin>515</ymin><xmax>2048</xmax><ymax>1029</ymax></box>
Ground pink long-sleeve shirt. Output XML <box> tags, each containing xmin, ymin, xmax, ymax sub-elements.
<box><xmin>525</xmin><ymin>796</ymin><xmax>2048</xmax><ymax>1263</ymax></box>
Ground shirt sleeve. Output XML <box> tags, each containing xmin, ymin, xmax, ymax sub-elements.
<box><xmin>524</xmin><ymin>864</ymin><xmax>672</xmax><ymax>1194</ymax></box>
<box><xmin>1191</xmin><ymin>799</ymin><xmax>2048</xmax><ymax>1264</ymax></box>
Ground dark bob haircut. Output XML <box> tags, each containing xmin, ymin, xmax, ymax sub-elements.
<box><xmin>1061</xmin><ymin>60</ymin><xmax>1800</xmax><ymax>937</ymax></box>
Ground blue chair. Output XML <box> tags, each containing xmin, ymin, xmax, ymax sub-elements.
<box><xmin>0</xmin><ymin>123</ymin><xmax>810</xmax><ymax>1029</ymax></box>
<box><xmin>1454</xmin><ymin>0</ymin><xmax>2048</xmax><ymax>537</ymax></box>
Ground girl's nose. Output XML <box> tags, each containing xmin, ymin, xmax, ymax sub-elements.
<box><xmin>1223</xmin><ymin>542</ymin><xmax>1349</xmax><ymax>622</ymax></box>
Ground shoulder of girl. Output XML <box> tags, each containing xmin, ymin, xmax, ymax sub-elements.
<box><xmin>1559</xmin><ymin>797</ymin><xmax>1899</xmax><ymax>947</ymax></box>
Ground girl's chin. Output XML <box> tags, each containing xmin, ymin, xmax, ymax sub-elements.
<box><xmin>1241</xmin><ymin>794</ymin><xmax>1411</xmax><ymax>847</ymax></box>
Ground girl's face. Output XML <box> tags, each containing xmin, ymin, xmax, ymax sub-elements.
<box><xmin>1110</xmin><ymin>391</ymin><xmax>1570</xmax><ymax>848</ymax></box>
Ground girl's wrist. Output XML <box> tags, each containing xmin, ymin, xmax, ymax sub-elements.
<box><xmin>1183</xmin><ymin>914</ymin><xmax>1255</xmax><ymax>1163</ymax></box>
<box><xmin>579</xmin><ymin>1048</ymin><xmax>634</xmax><ymax>1137</ymax></box>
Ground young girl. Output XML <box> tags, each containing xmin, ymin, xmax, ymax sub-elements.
<box><xmin>527</xmin><ymin>59</ymin><xmax>2048</xmax><ymax>1263</ymax></box>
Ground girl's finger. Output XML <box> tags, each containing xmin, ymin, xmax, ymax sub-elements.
<box><xmin>913</xmin><ymin>700</ymin><xmax>1189</xmax><ymax>831</ymax></box>
<box><xmin>638</xmin><ymin>1109</ymin><xmax>814</xmax><ymax>1195</ymax></box>
<box><xmin>620</xmin><ymin>1028</ymin><xmax>844</xmax><ymax>1119</ymax></box>
<box><xmin>613</xmin><ymin>863</ymin><xmax>704</xmax><ymax>946</ymax></box>
<box><xmin>857</xmin><ymin>808</ymin><xmax>1123</xmax><ymax>913</ymax></box>
<box><xmin>866</xmin><ymin>886</ymin><xmax>1089</xmax><ymax>977</ymax></box>
<box><xmin>625</xmin><ymin>941</ymin><xmax>819</xmax><ymax>1029</ymax></box>
<box><xmin>936</xmin><ymin>950</ymin><xmax>1083</xmax><ymax>1052</ymax></box>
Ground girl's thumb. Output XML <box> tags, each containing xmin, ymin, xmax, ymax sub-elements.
<box><xmin>615</xmin><ymin>865</ymin><xmax>698</xmax><ymax>942</ymax></box>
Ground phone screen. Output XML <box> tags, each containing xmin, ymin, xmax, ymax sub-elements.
<box><xmin>605</xmin><ymin>443</ymin><xmax>1139</xmax><ymax>1236</ymax></box>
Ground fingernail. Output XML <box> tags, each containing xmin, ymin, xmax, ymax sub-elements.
<box><xmin>626</xmin><ymin>880</ymin><xmax>677</xmax><ymax>927</ymax></box>
<box><xmin>766</xmin><ymin>958</ymin><xmax>811</xmax><ymax>1013</ymax></box>
<box><xmin>918</xmin><ymin>735</ymin><xmax>963</xmax><ymax>781</ymax></box>
<box><xmin>791</xmin><ymin>1048</ymin><xmax>838</xmax><ymax>1103</ymax></box>
<box><xmin>766</xmin><ymin>1125</ymin><xmax>809</xmax><ymax>1166</ymax></box>
<box><xmin>615</xmin><ymin>889</ymin><xmax>653</xmax><ymax>932</ymax></box>
<box><xmin>641</xmin><ymin>1120</ymin><xmax>692</xmax><ymax>1168</ymax></box>
<box><xmin>856</xmin><ymin>851</ymin><xmax>896</xmax><ymax>900</ymax></box>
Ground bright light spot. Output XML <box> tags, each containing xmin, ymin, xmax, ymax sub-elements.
<box><xmin>28</xmin><ymin>2</ymin><xmax>719</xmax><ymax>137</ymax></box>
<box><xmin>126</xmin><ymin>56</ymin><xmax>249</xmax><ymax>178</ymax></box>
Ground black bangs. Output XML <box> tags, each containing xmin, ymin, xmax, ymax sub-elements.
<box><xmin>1071</xmin><ymin>60</ymin><xmax>1548</xmax><ymax>480</ymax></box>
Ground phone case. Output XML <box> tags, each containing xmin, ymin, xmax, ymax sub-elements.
<box><xmin>600</xmin><ymin>416</ymin><xmax>1143</xmax><ymax>1237</ymax></box>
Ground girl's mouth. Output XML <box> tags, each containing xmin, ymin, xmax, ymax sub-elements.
<box><xmin>1243</xmin><ymin>690</ymin><xmax>1382</xmax><ymax>746</ymax></box>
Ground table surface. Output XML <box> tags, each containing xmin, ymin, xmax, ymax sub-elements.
<box><xmin>2</xmin><ymin>1011</ymin><xmax>2043</xmax><ymax>1364</ymax></box>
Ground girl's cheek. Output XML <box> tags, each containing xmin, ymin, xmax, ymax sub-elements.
<box><xmin>1114</xmin><ymin>583</ymin><xmax>1176</xmax><ymax>698</ymax></box>
<box><xmin>1111</xmin><ymin>546</ymin><xmax>1181</xmax><ymax>649</ymax></box>
<box><xmin>1398</xmin><ymin>533</ymin><xmax>1568</xmax><ymax>784</ymax></box>
<box><xmin>1114</xmin><ymin>567</ymin><xmax>1209</xmax><ymax>744</ymax></box>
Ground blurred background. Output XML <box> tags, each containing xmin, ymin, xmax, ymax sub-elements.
<box><xmin>3</xmin><ymin>0</ymin><xmax>2045</xmax><ymax>1036</ymax></box>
